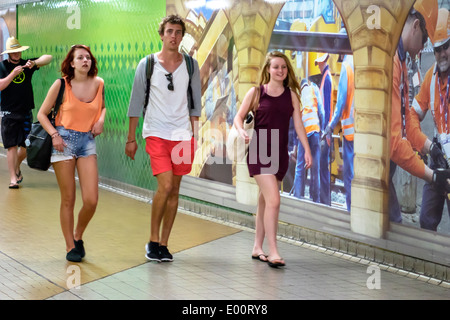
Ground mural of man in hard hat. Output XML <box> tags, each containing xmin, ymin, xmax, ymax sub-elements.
<box><xmin>388</xmin><ymin>0</ymin><xmax>450</xmax><ymax>224</ymax></box>
<box><xmin>408</xmin><ymin>8</ymin><xmax>450</xmax><ymax>231</ymax></box>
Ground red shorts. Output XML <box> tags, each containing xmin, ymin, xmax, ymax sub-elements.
<box><xmin>145</xmin><ymin>136</ymin><xmax>195</xmax><ymax>176</ymax></box>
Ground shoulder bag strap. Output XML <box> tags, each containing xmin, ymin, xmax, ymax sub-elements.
<box><xmin>52</xmin><ymin>78</ymin><xmax>65</xmax><ymax>119</ymax></box>
<box><xmin>250</xmin><ymin>85</ymin><xmax>260</xmax><ymax>113</ymax></box>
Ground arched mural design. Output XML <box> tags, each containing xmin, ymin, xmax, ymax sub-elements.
<box><xmin>168</xmin><ymin>0</ymin><xmax>450</xmax><ymax>239</ymax></box>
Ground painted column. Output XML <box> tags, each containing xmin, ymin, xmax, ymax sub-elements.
<box><xmin>225</xmin><ymin>0</ymin><xmax>284</xmax><ymax>206</ymax></box>
<box><xmin>333</xmin><ymin>0</ymin><xmax>415</xmax><ymax>237</ymax></box>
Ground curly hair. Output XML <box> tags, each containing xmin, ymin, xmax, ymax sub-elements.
<box><xmin>60</xmin><ymin>44</ymin><xmax>98</xmax><ymax>83</ymax></box>
<box><xmin>158</xmin><ymin>14</ymin><xmax>186</xmax><ymax>36</ymax></box>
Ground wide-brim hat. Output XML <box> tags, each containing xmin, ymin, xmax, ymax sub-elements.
<box><xmin>1</xmin><ymin>37</ymin><xmax>29</xmax><ymax>55</ymax></box>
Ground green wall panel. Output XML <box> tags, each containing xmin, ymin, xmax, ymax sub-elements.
<box><xmin>18</xmin><ymin>0</ymin><xmax>165</xmax><ymax>191</ymax></box>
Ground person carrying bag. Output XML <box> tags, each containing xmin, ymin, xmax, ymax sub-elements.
<box><xmin>226</xmin><ymin>85</ymin><xmax>260</xmax><ymax>162</ymax></box>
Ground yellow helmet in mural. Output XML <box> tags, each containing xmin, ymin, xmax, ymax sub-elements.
<box><xmin>413</xmin><ymin>0</ymin><xmax>439</xmax><ymax>43</ymax></box>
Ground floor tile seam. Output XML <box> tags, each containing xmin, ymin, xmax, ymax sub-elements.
<box><xmin>280</xmin><ymin>236</ymin><xmax>450</xmax><ymax>290</ymax></box>
<box><xmin>44</xmin><ymin>223</ymin><xmax>243</xmax><ymax>299</ymax></box>
<box><xmin>0</xmin><ymin>250</ymin><xmax>67</xmax><ymax>295</ymax></box>
<box><xmin>45</xmin><ymin>231</ymin><xmax>243</xmax><ymax>299</ymax></box>
<box><xmin>178</xmin><ymin>209</ymin><xmax>450</xmax><ymax>290</ymax></box>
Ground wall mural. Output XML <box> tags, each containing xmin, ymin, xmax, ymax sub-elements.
<box><xmin>5</xmin><ymin>0</ymin><xmax>449</xmax><ymax>239</ymax></box>
<box><xmin>171</xmin><ymin>0</ymin><xmax>450</xmax><ymax>236</ymax></box>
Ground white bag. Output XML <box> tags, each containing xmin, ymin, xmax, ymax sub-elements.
<box><xmin>226</xmin><ymin>86</ymin><xmax>260</xmax><ymax>162</ymax></box>
<box><xmin>226</xmin><ymin>111</ymin><xmax>255</xmax><ymax>162</ymax></box>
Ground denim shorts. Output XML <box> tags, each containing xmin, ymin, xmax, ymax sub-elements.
<box><xmin>51</xmin><ymin>126</ymin><xmax>97</xmax><ymax>163</ymax></box>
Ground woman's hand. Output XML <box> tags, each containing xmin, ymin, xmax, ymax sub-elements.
<box><xmin>91</xmin><ymin>120</ymin><xmax>104</xmax><ymax>137</ymax></box>
<box><xmin>51</xmin><ymin>133</ymin><xmax>66</xmax><ymax>152</ymax></box>
<box><xmin>238</xmin><ymin>127</ymin><xmax>251</xmax><ymax>144</ymax></box>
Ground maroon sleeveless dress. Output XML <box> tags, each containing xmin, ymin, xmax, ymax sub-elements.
<box><xmin>247</xmin><ymin>85</ymin><xmax>293</xmax><ymax>181</ymax></box>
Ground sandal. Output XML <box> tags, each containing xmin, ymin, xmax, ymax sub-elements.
<box><xmin>16</xmin><ymin>170</ymin><xmax>23</xmax><ymax>184</ymax></box>
<box><xmin>9</xmin><ymin>183</ymin><xmax>19</xmax><ymax>189</ymax></box>
<box><xmin>252</xmin><ymin>253</ymin><xmax>268</xmax><ymax>262</ymax></box>
<box><xmin>268</xmin><ymin>258</ymin><xmax>285</xmax><ymax>268</ymax></box>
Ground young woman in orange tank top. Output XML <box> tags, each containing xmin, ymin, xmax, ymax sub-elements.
<box><xmin>37</xmin><ymin>45</ymin><xmax>106</xmax><ymax>262</ymax></box>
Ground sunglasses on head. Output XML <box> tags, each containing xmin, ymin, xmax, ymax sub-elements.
<box><xmin>165</xmin><ymin>73</ymin><xmax>174</xmax><ymax>91</ymax></box>
<box><xmin>434</xmin><ymin>41</ymin><xmax>450</xmax><ymax>54</ymax></box>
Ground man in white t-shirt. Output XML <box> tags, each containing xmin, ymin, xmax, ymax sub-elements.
<box><xmin>126</xmin><ymin>15</ymin><xmax>201</xmax><ymax>262</ymax></box>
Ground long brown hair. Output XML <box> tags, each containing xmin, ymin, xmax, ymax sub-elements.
<box><xmin>259</xmin><ymin>51</ymin><xmax>301</xmax><ymax>102</ymax></box>
<box><xmin>61</xmin><ymin>44</ymin><xmax>98</xmax><ymax>83</ymax></box>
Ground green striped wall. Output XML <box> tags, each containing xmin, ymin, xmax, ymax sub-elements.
<box><xmin>18</xmin><ymin>0</ymin><xmax>165</xmax><ymax>191</ymax></box>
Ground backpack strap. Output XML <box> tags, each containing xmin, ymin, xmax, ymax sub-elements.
<box><xmin>183</xmin><ymin>53</ymin><xmax>194</xmax><ymax>79</ymax></box>
<box><xmin>183</xmin><ymin>53</ymin><xmax>194</xmax><ymax>109</ymax></box>
<box><xmin>144</xmin><ymin>53</ymin><xmax>155</xmax><ymax>116</ymax></box>
<box><xmin>0</xmin><ymin>61</ymin><xmax>6</xmax><ymax>79</ymax></box>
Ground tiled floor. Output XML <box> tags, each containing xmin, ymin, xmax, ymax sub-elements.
<box><xmin>0</xmin><ymin>154</ymin><xmax>449</xmax><ymax>301</ymax></box>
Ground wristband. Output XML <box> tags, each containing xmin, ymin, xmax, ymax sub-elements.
<box><xmin>126</xmin><ymin>140</ymin><xmax>136</xmax><ymax>144</ymax></box>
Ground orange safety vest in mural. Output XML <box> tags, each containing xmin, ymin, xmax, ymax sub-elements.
<box><xmin>341</xmin><ymin>59</ymin><xmax>355</xmax><ymax>141</ymax></box>
<box><xmin>412</xmin><ymin>63</ymin><xmax>450</xmax><ymax>134</ymax></box>
<box><xmin>300</xmin><ymin>85</ymin><xmax>321</xmax><ymax>134</ymax></box>
<box><xmin>320</xmin><ymin>68</ymin><xmax>334</xmax><ymax>123</ymax></box>
<box><xmin>409</xmin><ymin>63</ymin><xmax>450</xmax><ymax>152</ymax></box>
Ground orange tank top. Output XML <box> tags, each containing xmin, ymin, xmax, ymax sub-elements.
<box><xmin>55</xmin><ymin>77</ymin><xmax>104</xmax><ymax>132</ymax></box>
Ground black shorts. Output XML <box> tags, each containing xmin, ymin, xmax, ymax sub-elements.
<box><xmin>1</xmin><ymin>113</ymin><xmax>32</xmax><ymax>149</ymax></box>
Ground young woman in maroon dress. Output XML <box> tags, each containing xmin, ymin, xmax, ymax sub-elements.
<box><xmin>234</xmin><ymin>51</ymin><xmax>312</xmax><ymax>267</ymax></box>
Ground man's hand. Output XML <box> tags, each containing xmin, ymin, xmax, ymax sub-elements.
<box><xmin>11</xmin><ymin>65</ymin><xmax>24</xmax><ymax>77</ymax></box>
<box><xmin>24</xmin><ymin>60</ymin><xmax>35</xmax><ymax>69</ymax></box>
<box><xmin>430</xmin><ymin>142</ymin><xmax>448</xmax><ymax>169</ymax></box>
<box><xmin>320</xmin><ymin>125</ymin><xmax>332</xmax><ymax>141</ymax></box>
<box><xmin>125</xmin><ymin>140</ymin><xmax>138</xmax><ymax>160</ymax></box>
<box><xmin>432</xmin><ymin>168</ymin><xmax>450</xmax><ymax>193</ymax></box>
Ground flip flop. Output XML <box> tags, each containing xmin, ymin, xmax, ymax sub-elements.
<box><xmin>268</xmin><ymin>258</ymin><xmax>285</xmax><ymax>268</ymax></box>
<box><xmin>16</xmin><ymin>171</ymin><xmax>23</xmax><ymax>184</ymax></box>
<box><xmin>252</xmin><ymin>254</ymin><xmax>268</xmax><ymax>262</ymax></box>
<box><xmin>9</xmin><ymin>183</ymin><xmax>19</xmax><ymax>189</ymax></box>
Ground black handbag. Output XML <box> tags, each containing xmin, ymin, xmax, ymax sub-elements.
<box><xmin>26</xmin><ymin>78</ymin><xmax>65</xmax><ymax>171</ymax></box>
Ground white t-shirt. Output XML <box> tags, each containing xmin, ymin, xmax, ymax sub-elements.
<box><xmin>143</xmin><ymin>56</ymin><xmax>192</xmax><ymax>141</ymax></box>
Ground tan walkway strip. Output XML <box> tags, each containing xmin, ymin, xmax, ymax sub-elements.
<box><xmin>0</xmin><ymin>155</ymin><xmax>239</xmax><ymax>299</ymax></box>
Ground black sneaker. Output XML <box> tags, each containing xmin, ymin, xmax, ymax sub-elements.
<box><xmin>159</xmin><ymin>245</ymin><xmax>173</xmax><ymax>262</ymax></box>
<box><xmin>145</xmin><ymin>241</ymin><xmax>161</xmax><ymax>262</ymax></box>
<box><xmin>66</xmin><ymin>248</ymin><xmax>82</xmax><ymax>262</ymax></box>
<box><xmin>74</xmin><ymin>239</ymin><xmax>85</xmax><ymax>258</ymax></box>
